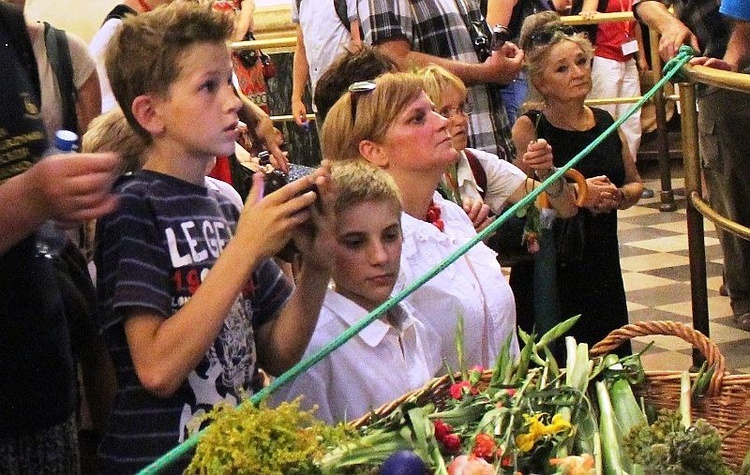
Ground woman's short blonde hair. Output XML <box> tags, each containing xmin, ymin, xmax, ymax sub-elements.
<box><xmin>320</xmin><ymin>71</ymin><xmax>425</xmax><ymax>162</ymax></box>
<box><xmin>415</xmin><ymin>64</ymin><xmax>467</xmax><ymax>111</ymax></box>
<box><xmin>519</xmin><ymin>11</ymin><xmax>594</xmax><ymax>104</ymax></box>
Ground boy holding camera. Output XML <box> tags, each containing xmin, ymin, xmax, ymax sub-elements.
<box><xmin>95</xmin><ymin>3</ymin><xmax>334</xmax><ymax>471</ymax></box>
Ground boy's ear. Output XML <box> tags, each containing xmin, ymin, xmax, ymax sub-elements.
<box><xmin>131</xmin><ymin>94</ymin><xmax>166</xmax><ymax>136</ymax></box>
<box><xmin>358</xmin><ymin>140</ymin><xmax>389</xmax><ymax>168</ymax></box>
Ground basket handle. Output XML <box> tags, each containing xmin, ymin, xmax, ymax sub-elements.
<box><xmin>589</xmin><ymin>320</ymin><xmax>726</xmax><ymax>396</ymax></box>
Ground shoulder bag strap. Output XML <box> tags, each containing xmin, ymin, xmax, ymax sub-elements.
<box><xmin>44</xmin><ymin>22</ymin><xmax>78</xmax><ymax>134</ymax></box>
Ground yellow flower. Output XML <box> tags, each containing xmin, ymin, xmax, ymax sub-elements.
<box><xmin>515</xmin><ymin>413</ymin><xmax>573</xmax><ymax>453</ymax></box>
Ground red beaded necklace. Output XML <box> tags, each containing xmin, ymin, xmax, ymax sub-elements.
<box><xmin>425</xmin><ymin>200</ymin><xmax>445</xmax><ymax>232</ymax></box>
<box><xmin>135</xmin><ymin>0</ymin><xmax>152</xmax><ymax>12</ymax></box>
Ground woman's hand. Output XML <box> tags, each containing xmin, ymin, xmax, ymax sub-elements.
<box><xmin>579</xmin><ymin>10</ymin><xmax>597</xmax><ymax>20</ymax></box>
<box><xmin>581</xmin><ymin>175</ymin><xmax>619</xmax><ymax>214</ymax></box>
<box><xmin>522</xmin><ymin>138</ymin><xmax>554</xmax><ymax>177</ymax></box>
<box><xmin>462</xmin><ymin>197</ymin><xmax>494</xmax><ymax>232</ymax></box>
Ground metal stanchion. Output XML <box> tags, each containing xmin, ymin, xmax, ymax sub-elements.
<box><xmin>678</xmin><ymin>82</ymin><xmax>709</xmax><ymax>367</ymax></box>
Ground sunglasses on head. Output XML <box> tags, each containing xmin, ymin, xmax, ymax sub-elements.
<box><xmin>348</xmin><ymin>81</ymin><xmax>377</xmax><ymax>125</ymax></box>
<box><xmin>529</xmin><ymin>25</ymin><xmax>580</xmax><ymax>48</ymax></box>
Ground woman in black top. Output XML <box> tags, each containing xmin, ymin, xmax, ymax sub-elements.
<box><xmin>509</xmin><ymin>11</ymin><xmax>643</xmax><ymax>356</ymax></box>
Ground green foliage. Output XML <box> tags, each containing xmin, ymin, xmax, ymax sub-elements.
<box><xmin>623</xmin><ymin>408</ymin><xmax>730</xmax><ymax>475</ymax></box>
<box><xmin>186</xmin><ymin>399</ymin><xmax>358</xmax><ymax>474</ymax></box>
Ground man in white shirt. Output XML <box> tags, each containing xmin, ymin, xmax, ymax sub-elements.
<box><xmin>290</xmin><ymin>0</ymin><xmax>360</xmax><ymax>128</ymax></box>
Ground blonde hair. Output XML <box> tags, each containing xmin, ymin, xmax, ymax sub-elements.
<box><xmin>320</xmin><ymin>72</ymin><xmax>425</xmax><ymax>162</ymax></box>
<box><xmin>415</xmin><ymin>64</ymin><xmax>467</xmax><ymax>111</ymax></box>
<box><xmin>331</xmin><ymin>160</ymin><xmax>402</xmax><ymax>217</ymax></box>
<box><xmin>82</xmin><ymin>107</ymin><xmax>146</xmax><ymax>174</ymax></box>
<box><xmin>106</xmin><ymin>1</ymin><xmax>233</xmax><ymax>141</ymax></box>
<box><xmin>519</xmin><ymin>11</ymin><xmax>594</xmax><ymax>104</ymax></box>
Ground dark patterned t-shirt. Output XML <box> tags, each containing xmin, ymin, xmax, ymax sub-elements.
<box><xmin>95</xmin><ymin>170</ymin><xmax>292</xmax><ymax>472</ymax></box>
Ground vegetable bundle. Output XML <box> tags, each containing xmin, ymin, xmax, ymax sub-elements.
<box><xmin>189</xmin><ymin>317</ymin><xmax>748</xmax><ymax>474</ymax></box>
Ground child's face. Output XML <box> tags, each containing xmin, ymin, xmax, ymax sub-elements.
<box><xmin>332</xmin><ymin>200</ymin><xmax>402</xmax><ymax>312</ymax></box>
<box><xmin>437</xmin><ymin>86</ymin><xmax>470</xmax><ymax>152</ymax></box>
<box><xmin>154</xmin><ymin>42</ymin><xmax>242</xmax><ymax>162</ymax></box>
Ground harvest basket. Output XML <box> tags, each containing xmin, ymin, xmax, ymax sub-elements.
<box><xmin>590</xmin><ymin>320</ymin><xmax>750</xmax><ymax>471</ymax></box>
<box><xmin>349</xmin><ymin>320</ymin><xmax>750</xmax><ymax>471</ymax></box>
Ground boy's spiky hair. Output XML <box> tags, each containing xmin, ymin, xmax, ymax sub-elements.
<box><xmin>105</xmin><ymin>1</ymin><xmax>234</xmax><ymax>140</ymax></box>
<box><xmin>331</xmin><ymin>160</ymin><xmax>402</xmax><ymax>217</ymax></box>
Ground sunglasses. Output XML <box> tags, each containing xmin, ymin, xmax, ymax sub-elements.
<box><xmin>528</xmin><ymin>25</ymin><xmax>579</xmax><ymax>48</ymax></box>
<box><xmin>348</xmin><ymin>81</ymin><xmax>377</xmax><ymax>125</ymax></box>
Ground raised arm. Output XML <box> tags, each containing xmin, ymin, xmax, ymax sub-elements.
<box><xmin>291</xmin><ymin>25</ymin><xmax>310</xmax><ymax>127</ymax></box>
<box><xmin>375</xmin><ymin>37</ymin><xmax>523</xmax><ymax>85</ymax></box>
<box><xmin>123</xmin><ymin>169</ymin><xmax>331</xmax><ymax>397</ymax></box>
<box><xmin>633</xmin><ymin>0</ymin><xmax>700</xmax><ymax>60</ymax></box>
<box><xmin>485</xmin><ymin>0</ymin><xmax>517</xmax><ymax>30</ymax></box>
<box><xmin>232</xmin><ymin>0</ymin><xmax>255</xmax><ymax>42</ymax></box>
<box><xmin>509</xmin><ymin>115</ymin><xmax>578</xmax><ymax>218</ymax></box>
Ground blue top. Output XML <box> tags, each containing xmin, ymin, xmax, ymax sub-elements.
<box><xmin>720</xmin><ymin>0</ymin><xmax>750</xmax><ymax>21</ymax></box>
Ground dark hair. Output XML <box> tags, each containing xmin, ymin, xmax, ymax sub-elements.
<box><xmin>313</xmin><ymin>44</ymin><xmax>397</xmax><ymax>125</ymax></box>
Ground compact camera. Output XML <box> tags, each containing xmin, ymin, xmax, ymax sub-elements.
<box><xmin>471</xmin><ymin>22</ymin><xmax>511</xmax><ymax>62</ymax></box>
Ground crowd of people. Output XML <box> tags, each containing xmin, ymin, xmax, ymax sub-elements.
<box><xmin>0</xmin><ymin>0</ymin><xmax>746</xmax><ymax>472</ymax></box>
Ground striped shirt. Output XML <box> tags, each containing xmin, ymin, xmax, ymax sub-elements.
<box><xmin>95</xmin><ymin>170</ymin><xmax>292</xmax><ymax>473</ymax></box>
<box><xmin>362</xmin><ymin>0</ymin><xmax>516</xmax><ymax>160</ymax></box>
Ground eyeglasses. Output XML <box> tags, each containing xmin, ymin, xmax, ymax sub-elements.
<box><xmin>348</xmin><ymin>81</ymin><xmax>377</xmax><ymax>125</ymax></box>
<box><xmin>439</xmin><ymin>102</ymin><xmax>474</xmax><ymax>119</ymax></box>
<box><xmin>528</xmin><ymin>25</ymin><xmax>579</xmax><ymax>48</ymax></box>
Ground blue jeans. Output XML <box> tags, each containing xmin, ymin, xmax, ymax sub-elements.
<box><xmin>500</xmin><ymin>72</ymin><xmax>528</xmax><ymax>124</ymax></box>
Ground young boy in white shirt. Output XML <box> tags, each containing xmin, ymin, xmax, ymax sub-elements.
<box><xmin>272</xmin><ymin>160</ymin><xmax>438</xmax><ymax>424</ymax></box>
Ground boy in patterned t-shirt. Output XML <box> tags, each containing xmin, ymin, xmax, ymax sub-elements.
<box><xmin>94</xmin><ymin>3</ymin><xmax>334</xmax><ymax>472</ymax></box>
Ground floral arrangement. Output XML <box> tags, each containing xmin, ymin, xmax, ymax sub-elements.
<box><xmin>188</xmin><ymin>317</ymin><xmax>745</xmax><ymax>474</ymax></box>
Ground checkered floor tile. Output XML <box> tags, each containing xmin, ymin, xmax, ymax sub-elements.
<box><xmin>621</xmin><ymin>165</ymin><xmax>750</xmax><ymax>374</ymax></box>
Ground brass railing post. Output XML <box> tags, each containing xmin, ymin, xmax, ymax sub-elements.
<box><xmin>649</xmin><ymin>30</ymin><xmax>677</xmax><ymax>211</ymax></box>
<box><xmin>678</xmin><ymin>82</ymin><xmax>709</xmax><ymax>367</ymax></box>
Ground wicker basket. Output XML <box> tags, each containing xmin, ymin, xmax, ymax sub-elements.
<box><xmin>590</xmin><ymin>320</ymin><xmax>750</xmax><ymax>471</ymax></box>
<box><xmin>350</xmin><ymin>320</ymin><xmax>750</xmax><ymax>471</ymax></box>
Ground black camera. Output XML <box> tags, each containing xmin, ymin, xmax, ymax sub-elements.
<box><xmin>257</xmin><ymin>151</ymin><xmax>288</xmax><ymax>195</ymax></box>
<box><xmin>491</xmin><ymin>25</ymin><xmax>510</xmax><ymax>51</ymax></box>
<box><xmin>471</xmin><ymin>22</ymin><xmax>511</xmax><ymax>62</ymax></box>
<box><xmin>470</xmin><ymin>21</ymin><xmax>492</xmax><ymax>62</ymax></box>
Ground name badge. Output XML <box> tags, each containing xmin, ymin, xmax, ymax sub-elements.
<box><xmin>621</xmin><ymin>38</ymin><xmax>639</xmax><ymax>55</ymax></box>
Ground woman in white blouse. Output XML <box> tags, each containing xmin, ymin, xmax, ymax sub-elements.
<box><xmin>320</xmin><ymin>72</ymin><xmax>575</xmax><ymax>370</ymax></box>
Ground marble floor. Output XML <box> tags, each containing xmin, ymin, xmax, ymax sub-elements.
<box><xmin>617</xmin><ymin>163</ymin><xmax>750</xmax><ymax>374</ymax></box>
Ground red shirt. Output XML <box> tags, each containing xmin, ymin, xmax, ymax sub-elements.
<box><xmin>594</xmin><ymin>0</ymin><xmax>637</xmax><ymax>62</ymax></box>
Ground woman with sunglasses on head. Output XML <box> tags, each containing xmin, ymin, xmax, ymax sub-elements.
<box><xmin>320</xmin><ymin>72</ymin><xmax>575</xmax><ymax>371</ymax></box>
<box><xmin>510</xmin><ymin>11</ymin><xmax>643</xmax><ymax>356</ymax></box>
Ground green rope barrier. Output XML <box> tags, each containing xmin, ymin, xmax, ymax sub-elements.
<box><xmin>138</xmin><ymin>46</ymin><xmax>694</xmax><ymax>474</ymax></box>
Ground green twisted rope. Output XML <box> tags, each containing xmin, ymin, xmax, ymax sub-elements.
<box><xmin>138</xmin><ymin>46</ymin><xmax>694</xmax><ymax>474</ymax></box>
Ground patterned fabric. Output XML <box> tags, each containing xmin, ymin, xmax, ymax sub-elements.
<box><xmin>363</xmin><ymin>0</ymin><xmax>516</xmax><ymax>160</ymax></box>
<box><xmin>0</xmin><ymin>414</ymin><xmax>79</xmax><ymax>474</ymax></box>
<box><xmin>95</xmin><ymin>170</ymin><xmax>292</xmax><ymax>473</ymax></box>
<box><xmin>634</xmin><ymin>0</ymin><xmax>731</xmax><ymax>59</ymax></box>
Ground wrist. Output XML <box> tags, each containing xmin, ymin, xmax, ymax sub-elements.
<box><xmin>534</xmin><ymin>166</ymin><xmax>556</xmax><ymax>181</ymax></box>
<box><xmin>615</xmin><ymin>188</ymin><xmax>627</xmax><ymax>208</ymax></box>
